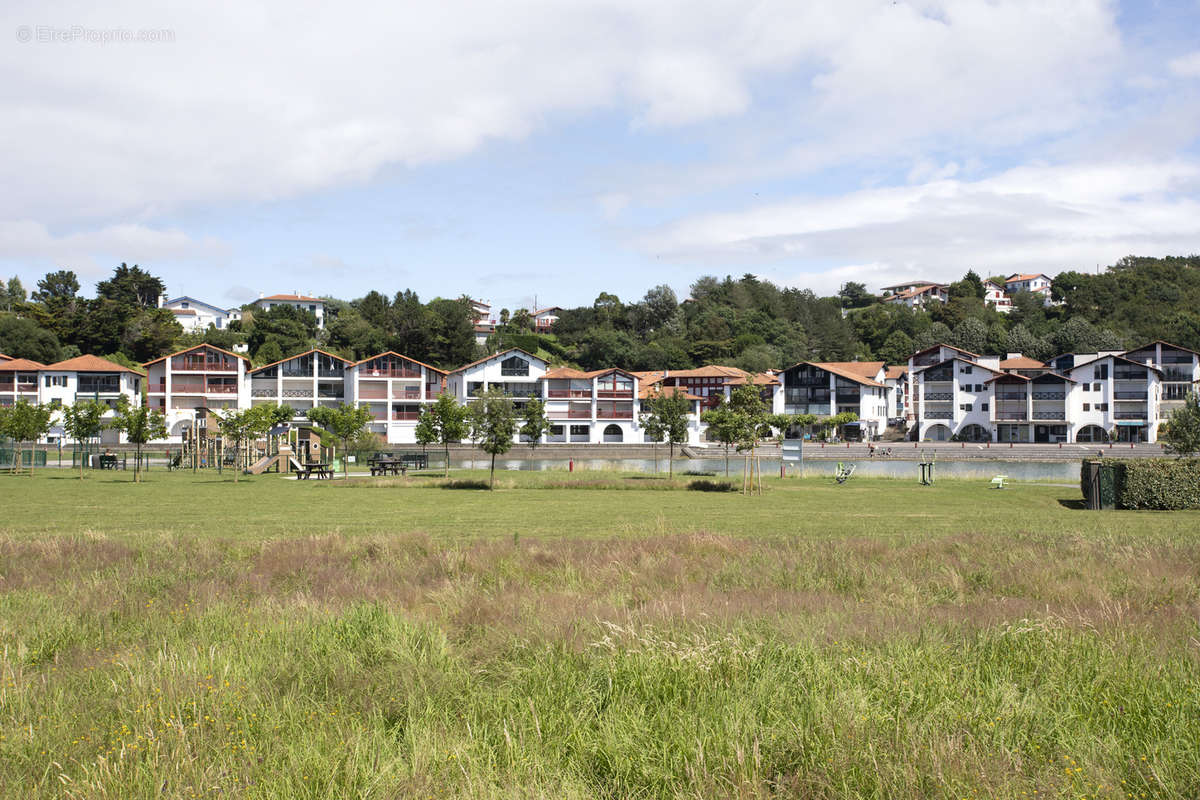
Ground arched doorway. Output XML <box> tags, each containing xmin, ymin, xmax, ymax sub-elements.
<box><xmin>602</xmin><ymin>424</ymin><xmax>623</xmax><ymax>443</ymax></box>
<box><xmin>1076</xmin><ymin>425</ymin><xmax>1108</xmax><ymax>443</ymax></box>
<box><xmin>926</xmin><ymin>424</ymin><xmax>951</xmax><ymax>441</ymax></box>
<box><xmin>959</xmin><ymin>424</ymin><xmax>990</xmax><ymax>442</ymax></box>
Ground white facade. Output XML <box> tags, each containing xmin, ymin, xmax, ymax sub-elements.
<box><xmin>2</xmin><ymin>355</ymin><xmax>143</xmax><ymax>444</ymax></box>
<box><xmin>540</xmin><ymin>368</ymin><xmax>644</xmax><ymax>444</ymax></box>
<box><xmin>779</xmin><ymin>361</ymin><xmax>891</xmax><ymax>439</ymax></box>
<box><xmin>161</xmin><ymin>296</ymin><xmax>240</xmax><ymax>332</ymax></box>
<box><xmin>983</xmin><ymin>281</ymin><xmax>1012</xmax><ymax>313</ymax></box>
<box><xmin>248</xmin><ymin>349</ymin><xmax>351</xmax><ymax>422</ymax></box>
<box><xmin>884</xmin><ymin>284</ymin><xmax>947</xmax><ymax>309</ymax></box>
<box><xmin>144</xmin><ymin>344</ymin><xmax>251</xmax><ymax>443</ymax></box>
<box><xmin>346</xmin><ymin>352</ymin><xmax>448</xmax><ymax>445</ymax></box>
<box><xmin>253</xmin><ymin>295</ymin><xmax>326</xmax><ymax>328</ymax></box>
<box><xmin>532</xmin><ymin>307</ymin><xmax>561</xmax><ymax>331</ymax></box>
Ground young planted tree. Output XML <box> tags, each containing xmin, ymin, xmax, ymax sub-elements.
<box><xmin>639</xmin><ymin>400</ymin><xmax>666</xmax><ymax>474</ymax></box>
<box><xmin>700</xmin><ymin>398</ymin><xmax>745</xmax><ymax>477</ymax></box>
<box><xmin>61</xmin><ymin>399</ymin><xmax>110</xmax><ymax>479</ymax></box>
<box><xmin>469</xmin><ymin>386</ymin><xmax>518</xmax><ymax>489</ymax></box>
<box><xmin>0</xmin><ymin>400</ymin><xmax>52</xmax><ymax>476</ymax></box>
<box><xmin>214</xmin><ymin>405</ymin><xmax>286</xmax><ymax>482</ymax></box>
<box><xmin>642</xmin><ymin>388</ymin><xmax>691</xmax><ymax>478</ymax></box>
<box><xmin>306</xmin><ymin>403</ymin><xmax>374</xmax><ymax>479</ymax></box>
<box><xmin>425</xmin><ymin>392</ymin><xmax>469</xmax><ymax>477</ymax></box>
<box><xmin>1162</xmin><ymin>393</ymin><xmax>1200</xmax><ymax>457</ymax></box>
<box><xmin>414</xmin><ymin>405</ymin><xmax>437</xmax><ymax>455</ymax></box>
<box><xmin>729</xmin><ymin>384</ymin><xmax>772</xmax><ymax>494</ymax></box>
<box><xmin>519</xmin><ymin>398</ymin><xmax>552</xmax><ymax>453</ymax></box>
<box><xmin>111</xmin><ymin>398</ymin><xmax>167</xmax><ymax>482</ymax></box>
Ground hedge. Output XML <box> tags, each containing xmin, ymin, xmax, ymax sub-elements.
<box><xmin>1081</xmin><ymin>458</ymin><xmax>1200</xmax><ymax>510</ymax></box>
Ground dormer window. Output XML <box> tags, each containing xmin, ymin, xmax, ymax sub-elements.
<box><xmin>500</xmin><ymin>356</ymin><xmax>529</xmax><ymax>376</ymax></box>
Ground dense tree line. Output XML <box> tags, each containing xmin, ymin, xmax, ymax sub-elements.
<box><xmin>1</xmin><ymin>255</ymin><xmax>1197</xmax><ymax>371</ymax></box>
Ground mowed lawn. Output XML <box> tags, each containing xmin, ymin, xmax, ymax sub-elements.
<box><xmin>1</xmin><ymin>469</ymin><xmax>1198</xmax><ymax>799</ymax></box>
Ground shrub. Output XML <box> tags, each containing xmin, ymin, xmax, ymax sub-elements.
<box><xmin>440</xmin><ymin>479</ymin><xmax>491</xmax><ymax>490</ymax></box>
<box><xmin>687</xmin><ymin>479</ymin><xmax>737</xmax><ymax>492</ymax></box>
<box><xmin>682</xmin><ymin>469</ymin><xmax>717</xmax><ymax>477</ymax></box>
<box><xmin>1081</xmin><ymin>458</ymin><xmax>1200</xmax><ymax>510</ymax></box>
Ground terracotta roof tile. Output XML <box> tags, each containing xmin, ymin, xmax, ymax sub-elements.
<box><xmin>0</xmin><ymin>357</ymin><xmax>47</xmax><ymax>371</ymax></box>
<box><xmin>258</xmin><ymin>294</ymin><xmax>323</xmax><ymax>302</ymax></box>
<box><xmin>999</xmin><ymin>356</ymin><xmax>1046</xmax><ymax>370</ymax></box>
<box><xmin>45</xmin><ymin>354</ymin><xmax>144</xmax><ymax>374</ymax></box>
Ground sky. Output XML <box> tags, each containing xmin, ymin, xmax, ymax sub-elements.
<box><xmin>2</xmin><ymin>0</ymin><xmax>1199</xmax><ymax>315</ymax></box>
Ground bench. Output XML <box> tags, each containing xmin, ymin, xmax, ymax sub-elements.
<box><xmin>990</xmin><ymin>475</ymin><xmax>1008</xmax><ymax>489</ymax></box>
<box><xmin>369</xmin><ymin>460</ymin><xmax>407</xmax><ymax>477</ymax></box>
<box><xmin>299</xmin><ymin>463</ymin><xmax>333</xmax><ymax>480</ymax></box>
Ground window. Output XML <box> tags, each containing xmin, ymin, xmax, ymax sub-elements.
<box><xmin>181</xmin><ymin>301</ymin><xmax>189</xmax><ymax>309</ymax></box>
<box><xmin>961</xmin><ymin>365</ymin><xmax>973</xmax><ymax>374</ymax></box>
<box><xmin>960</xmin><ymin>403</ymin><xmax>972</xmax><ymax>412</ymax></box>
<box><xmin>1098</xmin><ymin>403</ymin><xmax>1108</xmax><ymax>411</ymax></box>
<box><xmin>500</xmin><ymin>356</ymin><xmax>529</xmax><ymax>377</ymax></box>
<box><xmin>981</xmin><ymin>403</ymin><xmax>988</xmax><ymax>411</ymax></box>
<box><xmin>1093</xmin><ymin>382</ymin><xmax>1100</xmax><ymax>392</ymax></box>
<box><xmin>309</xmin><ymin>304</ymin><xmax>316</xmax><ymax>312</ymax></box>
<box><xmin>1083</xmin><ymin>403</ymin><xmax>1090</xmax><ymax>412</ymax></box>
<box><xmin>961</xmin><ymin>384</ymin><xmax>970</xmax><ymax>392</ymax></box>
<box><xmin>974</xmin><ymin>384</ymin><xmax>983</xmax><ymax>392</ymax></box>
<box><xmin>1097</xmin><ymin>364</ymin><xmax>1108</xmax><ymax>379</ymax></box>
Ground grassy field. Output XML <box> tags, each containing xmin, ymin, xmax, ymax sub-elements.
<box><xmin>1</xmin><ymin>468</ymin><xmax>1198</xmax><ymax>798</ymax></box>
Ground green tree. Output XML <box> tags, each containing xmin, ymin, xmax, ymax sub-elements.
<box><xmin>1162</xmin><ymin>393</ymin><xmax>1200</xmax><ymax>457</ymax></box>
<box><xmin>5</xmin><ymin>277</ymin><xmax>27</xmax><ymax>310</ymax></box>
<box><xmin>423</xmin><ymin>393</ymin><xmax>469</xmax><ymax>476</ymax></box>
<box><xmin>61</xmin><ymin>399</ymin><xmax>109</xmax><ymax>479</ymax></box>
<box><xmin>247</xmin><ymin>305</ymin><xmax>317</xmax><ymax>358</ymax></box>
<box><xmin>520</xmin><ymin>398</ymin><xmax>552</xmax><ymax>452</ymax></box>
<box><xmin>838</xmin><ymin>281</ymin><xmax>875</xmax><ymax>309</ymax></box>
<box><xmin>640</xmin><ymin>388</ymin><xmax>691</xmax><ymax>478</ymax></box>
<box><xmin>0</xmin><ymin>314</ymin><xmax>61</xmax><ymax>363</ymax></box>
<box><xmin>0</xmin><ymin>399</ymin><xmax>52</xmax><ymax>475</ymax></box>
<box><xmin>96</xmin><ymin>263</ymin><xmax>165</xmax><ymax>308</ymax></box>
<box><xmin>111</xmin><ymin>398</ymin><xmax>167</xmax><ymax>482</ymax></box>
<box><xmin>33</xmin><ymin>270</ymin><xmax>81</xmax><ymax>304</ymax></box>
<box><xmin>877</xmin><ymin>330</ymin><xmax>914</xmax><ymax>365</ymax></box>
<box><xmin>306</xmin><ymin>404</ymin><xmax>374</xmax><ymax>479</ymax></box>
<box><xmin>415</xmin><ymin>405</ymin><xmax>437</xmax><ymax>454</ymax></box>
<box><xmin>951</xmin><ymin>317</ymin><xmax>989</xmax><ymax>354</ymax></box>
<box><xmin>468</xmin><ymin>386</ymin><xmax>518</xmax><ymax>489</ymax></box>
<box><xmin>700</xmin><ymin>399</ymin><xmax>745</xmax><ymax>476</ymax></box>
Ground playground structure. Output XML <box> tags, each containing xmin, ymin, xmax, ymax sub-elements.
<box><xmin>834</xmin><ymin>462</ymin><xmax>855</xmax><ymax>484</ymax></box>
<box><xmin>919</xmin><ymin>450</ymin><xmax>936</xmax><ymax>485</ymax></box>
<box><xmin>169</xmin><ymin>417</ymin><xmax>335</xmax><ymax>474</ymax></box>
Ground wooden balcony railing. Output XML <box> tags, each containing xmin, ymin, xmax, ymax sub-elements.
<box><xmin>596</xmin><ymin>410</ymin><xmax>633</xmax><ymax>419</ymax></box>
<box><xmin>359</xmin><ymin>368</ymin><xmax>421</xmax><ymax>378</ymax></box>
<box><xmin>547</xmin><ymin>389</ymin><xmax>592</xmax><ymax>399</ymax></box>
<box><xmin>171</xmin><ymin>361</ymin><xmax>238</xmax><ymax>372</ymax></box>
<box><xmin>596</xmin><ymin>390</ymin><xmax>633</xmax><ymax>399</ymax></box>
<box><xmin>548</xmin><ymin>410</ymin><xmax>593</xmax><ymax>419</ymax></box>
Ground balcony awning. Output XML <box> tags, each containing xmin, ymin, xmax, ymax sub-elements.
<box><xmin>1115</xmin><ymin>421</ymin><xmax>1145</xmax><ymax>426</ymax></box>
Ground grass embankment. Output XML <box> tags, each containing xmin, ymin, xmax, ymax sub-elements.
<box><xmin>1</xmin><ymin>470</ymin><xmax>1198</xmax><ymax>798</ymax></box>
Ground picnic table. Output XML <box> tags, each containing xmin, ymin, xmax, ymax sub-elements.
<box><xmin>368</xmin><ymin>457</ymin><xmax>408</xmax><ymax>477</ymax></box>
<box><xmin>298</xmin><ymin>462</ymin><xmax>333</xmax><ymax>480</ymax></box>
<box><xmin>98</xmin><ymin>454</ymin><xmax>119</xmax><ymax>470</ymax></box>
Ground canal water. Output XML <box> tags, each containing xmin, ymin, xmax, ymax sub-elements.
<box><xmin>448</xmin><ymin>456</ymin><xmax>1082</xmax><ymax>482</ymax></box>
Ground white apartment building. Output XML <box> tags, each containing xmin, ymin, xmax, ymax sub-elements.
<box><xmin>541</xmin><ymin>367</ymin><xmax>643</xmax><ymax>444</ymax></box>
<box><xmin>160</xmin><ymin>296</ymin><xmax>241</xmax><ymax>332</ymax></box>
<box><xmin>144</xmin><ymin>344</ymin><xmax>251</xmax><ymax>442</ymax></box>
<box><xmin>447</xmin><ymin>348</ymin><xmax>548</xmax><ymax>405</ymax></box>
<box><xmin>532</xmin><ymin>307</ymin><xmax>561</xmax><ymax>331</ymax></box>
<box><xmin>248</xmin><ymin>348</ymin><xmax>351</xmax><ymax>420</ymax></box>
<box><xmin>883</xmin><ymin>284</ymin><xmax>947</xmax><ymax>310</ymax></box>
<box><xmin>1</xmin><ymin>355</ymin><xmax>143</xmax><ymax>444</ymax></box>
<box><xmin>1005</xmin><ymin>273</ymin><xmax>1055</xmax><ymax>306</ymax></box>
<box><xmin>983</xmin><ymin>280</ymin><xmax>1012</xmax><ymax>313</ymax></box>
<box><xmin>347</xmin><ymin>351</ymin><xmax>448</xmax><ymax>444</ymax></box>
<box><xmin>778</xmin><ymin>361</ymin><xmax>891</xmax><ymax>440</ymax></box>
<box><xmin>252</xmin><ymin>294</ymin><xmax>326</xmax><ymax>328</ymax></box>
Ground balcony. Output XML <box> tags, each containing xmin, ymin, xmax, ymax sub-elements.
<box><xmin>391</xmin><ymin>411</ymin><xmax>421</xmax><ymax>421</ymax></box>
<box><xmin>548</xmin><ymin>389</ymin><xmax>592</xmax><ymax>399</ymax></box>
<box><xmin>596</xmin><ymin>410</ymin><xmax>634</xmax><ymax>419</ymax></box>
<box><xmin>359</xmin><ymin>368</ymin><xmax>421</xmax><ymax>379</ymax></box>
<box><xmin>548</xmin><ymin>409</ymin><xmax>593</xmax><ymax>420</ymax></box>
<box><xmin>596</xmin><ymin>390</ymin><xmax>633</xmax><ymax>399</ymax></box>
<box><xmin>172</xmin><ymin>360</ymin><xmax>238</xmax><ymax>372</ymax></box>
<box><xmin>994</xmin><ymin>411</ymin><xmax>1028</xmax><ymax>420</ymax></box>
<box><xmin>318</xmin><ymin>368</ymin><xmax>344</xmax><ymax>378</ymax></box>
<box><xmin>1162</xmin><ymin>354</ymin><xmax>1193</xmax><ymax>364</ymax></box>
<box><xmin>1032</xmin><ymin>410</ymin><xmax>1065</xmax><ymax>420</ymax></box>
<box><xmin>500</xmin><ymin>368</ymin><xmax>529</xmax><ymax>377</ymax></box>
<box><xmin>1115</xmin><ymin>412</ymin><xmax>1146</xmax><ymax>420</ymax></box>
<box><xmin>995</xmin><ymin>392</ymin><xmax>1026</xmax><ymax>400</ymax></box>
<box><xmin>0</xmin><ymin>382</ymin><xmax>13</xmax><ymax>392</ymax></box>
<box><xmin>1031</xmin><ymin>391</ymin><xmax>1064</xmax><ymax>400</ymax></box>
<box><xmin>925</xmin><ymin>411</ymin><xmax>953</xmax><ymax>419</ymax></box>
<box><xmin>924</xmin><ymin>392</ymin><xmax>953</xmax><ymax>401</ymax></box>
<box><xmin>357</xmin><ymin>385</ymin><xmax>388</xmax><ymax>400</ymax></box>
<box><xmin>1163</xmin><ymin>370</ymin><xmax>1192</xmax><ymax>382</ymax></box>
<box><xmin>281</xmin><ymin>370</ymin><xmax>311</xmax><ymax>379</ymax></box>
<box><xmin>317</xmin><ymin>388</ymin><xmax>344</xmax><ymax>399</ymax></box>
<box><xmin>250</xmin><ymin>388</ymin><xmax>277</xmax><ymax>398</ymax></box>
<box><xmin>1114</xmin><ymin>391</ymin><xmax>1146</xmax><ymax>400</ymax></box>
<box><xmin>1114</xmin><ymin>371</ymin><xmax>1147</xmax><ymax>381</ymax></box>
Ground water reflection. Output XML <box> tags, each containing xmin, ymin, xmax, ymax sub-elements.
<box><xmin>448</xmin><ymin>457</ymin><xmax>1081</xmax><ymax>482</ymax></box>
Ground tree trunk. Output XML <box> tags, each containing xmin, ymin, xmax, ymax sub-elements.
<box><xmin>28</xmin><ymin>440</ymin><xmax>34</xmax><ymax>478</ymax></box>
<box><xmin>135</xmin><ymin>444</ymin><xmax>142</xmax><ymax>482</ymax></box>
<box><xmin>724</xmin><ymin>443</ymin><xmax>729</xmax><ymax>476</ymax></box>
<box><xmin>343</xmin><ymin>440</ymin><xmax>349</xmax><ymax>479</ymax></box>
<box><xmin>444</xmin><ymin>441</ymin><xmax>450</xmax><ymax>477</ymax></box>
<box><xmin>668</xmin><ymin>441</ymin><xmax>674</xmax><ymax>478</ymax></box>
<box><xmin>490</xmin><ymin>451</ymin><xmax>496</xmax><ymax>489</ymax></box>
<box><xmin>233</xmin><ymin>441</ymin><xmax>239</xmax><ymax>483</ymax></box>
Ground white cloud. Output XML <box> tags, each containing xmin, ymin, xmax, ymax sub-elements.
<box><xmin>0</xmin><ymin>0</ymin><xmax>1125</xmax><ymax>225</ymax></box>
<box><xmin>640</xmin><ymin>159</ymin><xmax>1200</xmax><ymax>295</ymax></box>
<box><xmin>0</xmin><ymin>220</ymin><xmax>227</xmax><ymax>278</ymax></box>
<box><xmin>1169</xmin><ymin>50</ymin><xmax>1200</xmax><ymax>78</ymax></box>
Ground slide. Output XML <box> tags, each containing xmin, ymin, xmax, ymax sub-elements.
<box><xmin>247</xmin><ymin>454</ymin><xmax>278</xmax><ymax>474</ymax></box>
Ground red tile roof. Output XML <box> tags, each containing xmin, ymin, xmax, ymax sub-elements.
<box><xmin>999</xmin><ymin>356</ymin><xmax>1046</xmax><ymax>370</ymax></box>
<box><xmin>169</xmin><ymin>308</ymin><xmax>198</xmax><ymax>315</ymax></box>
<box><xmin>249</xmin><ymin>348</ymin><xmax>353</xmax><ymax>375</ymax></box>
<box><xmin>1005</xmin><ymin>273</ymin><xmax>1051</xmax><ymax>283</ymax></box>
<box><xmin>884</xmin><ymin>366</ymin><xmax>908</xmax><ymax>379</ymax></box>
<box><xmin>638</xmin><ymin>384</ymin><xmax>702</xmax><ymax>401</ymax></box>
<box><xmin>258</xmin><ymin>294</ymin><xmax>323</xmax><ymax>303</ymax></box>
<box><xmin>0</xmin><ymin>357</ymin><xmax>47</xmax><ymax>371</ymax></box>
<box><xmin>46</xmin><ymin>355</ymin><xmax>143</xmax><ymax>374</ymax></box>
<box><xmin>0</xmin><ymin>352</ymin><xmax>10</xmax><ymax>361</ymax></box>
